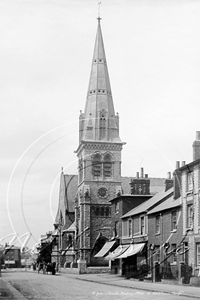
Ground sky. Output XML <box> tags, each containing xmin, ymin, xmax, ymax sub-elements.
<box><xmin>0</xmin><ymin>0</ymin><xmax>200</xmax><ymax>248</ymax></box>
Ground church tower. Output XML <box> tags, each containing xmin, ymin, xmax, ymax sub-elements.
<box><xmin>75</xmin><ymin>17</ymin><xmax>124</xmax><ymax>267</ymax></box>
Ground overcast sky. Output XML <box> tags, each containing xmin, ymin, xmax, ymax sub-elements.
<box><xmin>1</xmin><ymin>0</ymin><xmax>200</xmax><ymax>248</ymax></box>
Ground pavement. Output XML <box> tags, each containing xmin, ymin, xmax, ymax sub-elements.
<box><xmin>71</xmin><ymin>273</ymin><xmax>200</xmax><ymax>299</ymax></box>
<box><xmin>0</xmin><ymin>277</ymin><xmax>27</xmax><ymax>299</ymax></box>
<box><xmin>0</xmin><ymin>270</ymin><xmax>200</xmax><ymax>299</ymax></box>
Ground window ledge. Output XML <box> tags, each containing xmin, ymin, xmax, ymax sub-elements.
<box><xmin>170</xmin><ymin>229</ymin><xmax>177</xmax><ymax>233</ymax></box>
<box><xmin>186</xmin><ymin>227</ymin><xmax>193</xmax><ymax>231</ymax></box>
<box><xmin>186</xmin><ymin>191</ymin><xmax>193</xmax><ymax>196</ymax></box>
<box><xmin>132</xmin><ymin>234</ymin><xmax>148</xmax><ymax>238</ymax></box>
<box><xmin>170</xmin><ymin>262</ymin><xmax>177</xmax><ymax>266</ymax></box>
<box><xmin>155</xmin><ymin>233</ymin><xmax>160</xmax><ymax>236</ymax></box>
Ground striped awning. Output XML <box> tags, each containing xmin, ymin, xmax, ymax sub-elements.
<box><xmin>105</xmin><ymin>244</ymin><xmax>129</xmax><ymax>260</ymax></box>
<box><xmin>116</xmin><ymin>243</ymin><xmax>145</xmax><ymax>259</ymax></box>
<box><xmin>94</xmin><ymin>241</ymin><xmax>116</xmax><ymax>258</ymax></box>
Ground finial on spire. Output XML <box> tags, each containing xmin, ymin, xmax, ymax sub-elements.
<box><xmin>97</xmin><ymin>2</ymin><xmax>102</xmax><ymax>21</ymax></box>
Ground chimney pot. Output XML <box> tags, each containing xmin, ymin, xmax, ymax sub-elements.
<box><xmin>141</xmin><ymin>167</ymin><xmax>144</xmax><ymax>178</ymax></box>
<box><xmin>182</xmin><ymin>161</ymin><xmax>186</xmax><ymax>167</ymax></box>
<box><xmin>176</xmin><ymin>161</ymin><xmax>180</xmax><ymax>169</ymax></box>
<box><xmin>193</xmin><ymin>131</ymin><xmax>200</xmax><ymax>161</ymax></box>
<box><xmin>145</xmin><ymin>174</ymin><xmax>148</xmax><ymax>178</ymax></box>
<box><xmin>196</xmin><ymin>131</ymin><xmax>200</xmax><ymax>140</ymax></box>
<box><xmin>167</xmin><ymin>172</ymin><xmax>171</xmax><ymax>179</ymax></box>
<box><xmin>136</xmin><ymin>172</ymin><xmax>139</xmax><ymax>178</ymax></box>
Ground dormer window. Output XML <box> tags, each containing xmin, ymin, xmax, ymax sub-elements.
<box><xmin>99</xmin><ymin>109</ymin><xmax>107</xmax><ymax>140</ymax></box>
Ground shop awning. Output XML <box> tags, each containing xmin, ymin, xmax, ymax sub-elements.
<box><xmin>94</xmin><ymin>241</ymin><xmax>116</xmax><ymax>258</ymax></box>
<box><xmin>105</xmin><ymin>244</ymin><xmax>129</xmax><ymax>260</ymax></box>
<box><xmin>117</xmin><ymin>243</ymin><xmax>145</xmax><ymax>259</ymax></box>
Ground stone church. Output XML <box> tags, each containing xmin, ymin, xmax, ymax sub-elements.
<box><xmin>54</xmin><ymin>18</ymin><xmax>165</xmax><ymax>270</ymax></box>
<box><xmin>74</xmin><ymin>17</ymin><xmax>125</xmax><ymax>268</ymax></box>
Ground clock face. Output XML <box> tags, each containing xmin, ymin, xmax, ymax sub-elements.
<box><xmin>98</xmin><ymin>187</ymin><xmax>108</xmax><ymax>198</ymax></box>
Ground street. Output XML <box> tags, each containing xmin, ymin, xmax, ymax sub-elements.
<box><xmin>1</xmin><ymin>270</ymin><xmax>194</xmax><ymax>300</ymax></box>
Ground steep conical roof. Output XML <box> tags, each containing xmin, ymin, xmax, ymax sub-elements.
<box><xmin>80</xmin><ymin>18</ymin><xmax>121</xmax><ymax>143</ymax></box>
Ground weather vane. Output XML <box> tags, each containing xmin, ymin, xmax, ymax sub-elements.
<box><xmin>98</xmin><ymin>2</ymin><xmax>102</xmax><ymax>20</ymax></box>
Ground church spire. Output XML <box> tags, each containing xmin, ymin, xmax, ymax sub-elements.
<box><xmin>79</xmin><ymin>19</ymin><xmax>121</xmax><ymax>143</ymax></box>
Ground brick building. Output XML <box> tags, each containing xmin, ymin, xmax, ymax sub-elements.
<box><xmin>178</xmin><ymin>131</ymin><xmax>200</xmax><ymax>277</ymax></box>
<box><xmin>105</xmin><ymin>169</ymin><xmax>152</xmax><ymax>274</ymax></box>
<box><xmin>4</xmin><ymin>246</ymin><xmax>21</xmax><ymax>268</ymax></box>
<box><xmin>120</xmin><ymin>178</ymin><xmax>174</xmax><ymax>277</ymax></box>
<box><xmin>147</xmin><ymin>188</ymin><xmax>182</xmax><ymax>279</ymax></box>
<box><xmin>109</xmin><ymin>168</ymin><xmax>152</xmax><ymax>239</ymax></box>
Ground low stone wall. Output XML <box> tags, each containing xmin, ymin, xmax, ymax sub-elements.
<box><xmin>190</xmin><ymin>277</ymin><xmax>200</xmax><ymax>286</ymax></box>
<box><xmin>60</xmin><ymin>266</ymin><xmax>111</xmax><ymax>275</ymax></box>
<box><xmin>86</xmin><ymin>267</ymin><xmax>111</xmax><ymax>274</ymax></box>
<box><xmin>161</xmin><ymin>279</ymin><xmax>182</xmax><ymax>285</ymax></box>
<box><xmin>60</xmin><ymin>267</ymin><xmax>79</xmax><ymax>274</ymax></box>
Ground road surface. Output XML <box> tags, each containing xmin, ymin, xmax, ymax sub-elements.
<box><xmin>1</xmin><ymin>270</ymin><xmax>194</xmax><ymax>300</ymax></box>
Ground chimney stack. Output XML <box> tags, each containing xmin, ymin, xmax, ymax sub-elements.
<box><xmin>130</xmin><ymin>167</ymin><xmax>150</xmax><ymax>195</ymax></box>
<box><xmin>182</xmin><ymin>161</ymin><xmax>186</xmax><ymax>167</ymax></box>
<box><xmin>141</xmin><ymin>167</ymin><xmax>144</xmax><ymax>178</ymax></box>
<box><xmin>176</xmin><ymin>161</ymin><xmax>180</xmax><ymax>169</ymax></box>
<box><xmin>193</xmin><ymin>131</ymin><xmax>200</xmax><ymax>161</ymax></box>
<box><xmin>173</xmin><ymin>168</ymin><xmax>181</xmax><ymax>200</ymax></box>
<box><xmin>165</xmin><ymin>172</ymin><xmax>173</xmax><ymax>191</ymax></box>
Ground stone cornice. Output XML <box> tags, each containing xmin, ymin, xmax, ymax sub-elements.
<box><xmin>75</xmin><ymin>140</ymin><xmax>125</xmax><ymax>155</ymax></box>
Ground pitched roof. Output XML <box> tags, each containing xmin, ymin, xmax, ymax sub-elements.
<box><xmin>63</xmin><ymin>222</ymin><xmax>76</xmax><ymax>232</ymax></box>
<box><xmin>121</xmin><ymin>187</ymin><xmax>173</xmax><ymax>218</ymax></box>
<box><xmin>55</xmin><ymin>173</ymin><xmax>77</xmax><ymax>225</ymax></box>
<box><xmin>147</xmin><ymin>196</ymin><xmax>181</xmax><ymax>215</ymax></box>
<box><xmin>64</xmin><ymin>174</ymin><xmax>77</xmax><ymax>212</ymax></box>
<box><xmin>178</xmin><ymin>158</ymin><xmax>200</xmax><ymax>171</ymax></box>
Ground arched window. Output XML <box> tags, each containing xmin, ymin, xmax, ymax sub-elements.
<box><xmin>103</xmin><ymin>154</ymin><xmax>112</xmax><ymax>178</ymax></box>
<box><xmin>92</xmin><ymin>154</ymin><xmax>101</xmax><ymax>177</ymax></box>
<box><xmin>67</xmin><ymin>234</ymin><xmax>72</xmax><ymax>244</ymax></box>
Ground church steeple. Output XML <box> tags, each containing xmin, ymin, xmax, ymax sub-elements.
<box><xmin>79</xmin><ymin>18</ymin><xmax>121</xmax><ymax>143</ymax></box>
<box><xmin>75</xmin><ymin>18</ymin><xmax>124</xmax><ymax>267</ymax></box>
